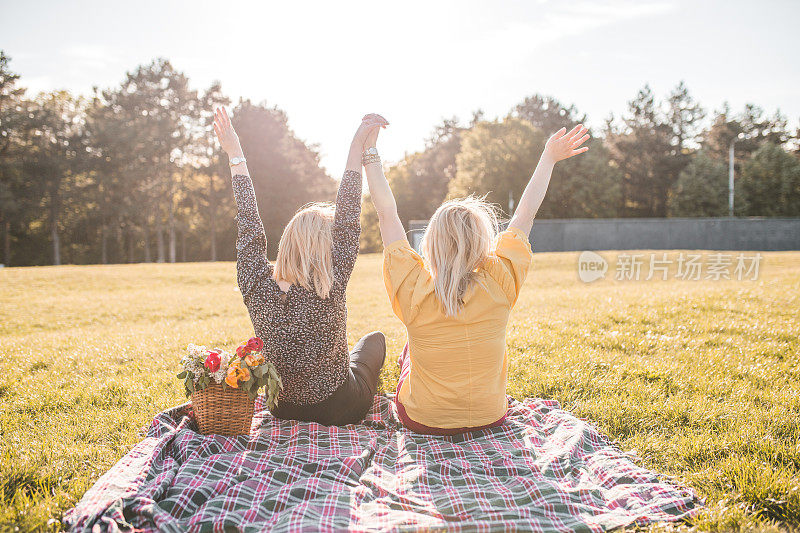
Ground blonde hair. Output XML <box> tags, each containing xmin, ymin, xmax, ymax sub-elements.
<box><xmin>420</xmin><ymin>196</ymin><xmax>499</xmax><ymax>316</ymax></box>
<box><xmin>273</xmin><ymin>202</ymin><xmax>335</xmax><ymax>299</ymax></box>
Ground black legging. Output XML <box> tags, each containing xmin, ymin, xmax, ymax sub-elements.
<box><xmin>271</xmin><ymin>331</ymin><xmax>386</xmax><ymax>426</ymax></box>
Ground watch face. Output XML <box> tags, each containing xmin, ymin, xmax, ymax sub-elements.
<box><xmin>365</xmin><ymin>148</ymin><xmax>378</xmax><ymax>155</ymax></box>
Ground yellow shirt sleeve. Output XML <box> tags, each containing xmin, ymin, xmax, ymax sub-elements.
<box><xmin>383</xmin><ymin>239</ymin><xmax>427</xmax><ymax>324</ymax></box>
<box><xmin>486</xmin><ymin>227</ymin><xmax>533</xmax><ymax>306</ymax></box>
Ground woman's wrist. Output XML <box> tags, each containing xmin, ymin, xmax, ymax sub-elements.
<box><xmin>539</xmin><ymin>152</ymin><xmax>557</xmax><ymax>167</ymax></box>
<box><xmin>228</xmin><ymin>147</ymin><xmax>245</xmax><ymax>159</ymax></box>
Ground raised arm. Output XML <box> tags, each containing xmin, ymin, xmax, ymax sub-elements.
<box><xmin>508</xmin><ymin>124</ymin><xmax>590</xmax><ymax>236</ymax></box>
<box><xmin>213</xmin><ymin>107</ymin><xmax>272</xmax><ymax>304</ymax></box>
<box><xmin>329</xmin><ymin>120</ymin><xmax>375</xmax><ymax>285</ymax></box>
<box><xmin>360</xmin><ymin>114</ymin><xmax>406</xmax><ymax>245</ymax></box>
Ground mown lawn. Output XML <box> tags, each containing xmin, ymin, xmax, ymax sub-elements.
<box><xmin>1</xmin><ymin>251</ymin><xmax>798</xmax><ymax>531</ymax></box>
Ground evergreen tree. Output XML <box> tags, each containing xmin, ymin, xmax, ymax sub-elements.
<box><xmin>668</xmin><ymin>152</ymin><xmax>728</xmax><ymax>217</ymax></box>
<box><xmin>737</xmin><ymin>143</ymin><xmax>800</xmax><ymax>217</ymax></box>
<box><xmin>606</xmin><ymin>83</ymin><xmax>703</xmax><ymax>217</ymax></box>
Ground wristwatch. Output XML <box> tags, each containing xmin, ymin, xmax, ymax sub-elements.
<box><xmin>363</xmin><ymin>147</ymin><xmax>378</xmax><ymax>157</ymax></box>
<box><xmin>229</xmin><ymin>156</ymin><xmax>247</xmax><ymax>167</ymax></box>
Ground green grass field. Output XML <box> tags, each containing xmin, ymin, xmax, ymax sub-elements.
<box><xmin>1</xmin><ymin>251</ymin><xmax>798</xmax><ymax>531</ymax></box>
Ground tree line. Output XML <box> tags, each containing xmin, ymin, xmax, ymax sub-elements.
<box><xmin>1</xmin><ymin>51</ymin><xmax>798</xmax><ymax>265</ymax></box>
<box><xmin>360</xmin><ymin>88</ymin><xmax>799</xmax><ymax>251</ymax></box>
<box><xmin>0</xmin><ymin>52</ymin><xmax>334</xmax><ymax>266</ymax></box>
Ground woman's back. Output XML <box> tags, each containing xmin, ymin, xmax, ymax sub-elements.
<box><xmin>365</xmin><ymin>118</ymin><xmax>589</xmax><ymax>433</ymax></box>
<box><xmin>215</xmin><ymin>109</ymin><xmax>389</xmax><ymax>426</ymax></box>
<box><xmin>244</xmin><ymin>274</ymin><xmax>350</xmax><ymax>404</ymax></box>
<box><xmin>232</xmin><ymin>169</ymin><xmax>362</xmax><ymax>405</ymax></box>
<box><xmin>384</xmin><ymin>227</ymin><xmax>532</xmax><ymax>428</ymax></box>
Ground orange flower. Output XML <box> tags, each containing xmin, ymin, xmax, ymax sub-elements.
<box><xmin>225</xmin><ymin>358</ymin><xmax>251</xmax><ymax>387</ymax></box>
<box><xmin>226</xmin><ymin>359</ymin><xmax>241</xmax><ymax>388</ymax></box>
<box><xmin>225</xmin><ymin>371</ymin><xmax>239</xmax><ymax>388</ymax></box>
<box><xmin>244</xmin><ymin>352</ymin><xmax>265</xmax><ymax>367</ymax></box>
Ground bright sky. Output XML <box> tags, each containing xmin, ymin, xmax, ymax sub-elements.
<box><xmin>2</xmin><ymin>0</ymin><xmax>798</xmax><ymax>175</ymax></box>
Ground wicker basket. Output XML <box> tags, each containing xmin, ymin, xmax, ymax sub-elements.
<box><xmin>191</xmin><ymin>381</ymin><xmax>255</xmax><ymax>436</ymax></box>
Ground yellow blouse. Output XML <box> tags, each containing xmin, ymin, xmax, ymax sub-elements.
<box><xmin>383</xmin><ymin>227</ymin><xmax>533</xmax><ymax>428</ymax></box>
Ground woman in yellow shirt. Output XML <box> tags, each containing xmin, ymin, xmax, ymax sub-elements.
<box><xmin>362</xmin><ymin>114</ymin><xmax>590</xmax><ymax>434</ymax></box>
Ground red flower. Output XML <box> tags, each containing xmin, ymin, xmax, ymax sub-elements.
<box><xmin>204</xmin><ymin>351</ymin><xmax>221</xmax><ymax>373</ymax></box>
<box><xmin>236</xmin><ymin>343</ymin><xmax>249</xmax><ymax>357</ymax></box>
<box><xmin>247</xmin><ymin>337</ymin><xmax>264</xmax><ymax>352</ymax></box>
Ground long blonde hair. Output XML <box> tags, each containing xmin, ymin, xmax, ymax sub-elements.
<box><xmin>420</xmin><ymin>196</ymin><xmax>499</xmax><ymax>316</ymax></box>
<box><xmin>273</xmin><ymin>203</ymin><xmax>335</xmax><ymax>299</ymax></box>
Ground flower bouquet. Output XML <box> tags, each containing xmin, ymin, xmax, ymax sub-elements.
<box><xmin>177</xmin><ymin>337</ymin><xmax>282</xmax><ymax>436</ymax></box>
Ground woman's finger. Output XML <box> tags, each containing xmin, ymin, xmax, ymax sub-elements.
<box><xmin>568</xmin><ymin>127</ymin><xmax>585</xmax><ymax>143</ymax></box>
<box><xmin>572</xmin><ymin>134</ymin><xmax>590</xmax><ymax>147</ymax></box>
<box><xmin>565</xmin><ymin>124</ymin><xmax>582</xmax><ymax>138</ymax></box>
<box><xmin>571</xmin><ymin>126</ymin><xmax>589</xmax><ymax>142</ymax></box>
<box><xmin>572</xmin><ymin>146</ymin><xmax>589</xmax><ymax>156</ymax></box>
<box><xmin>364</xmin><ymin>113</ymin><xmax>388</xmax><ymax>126</ymax></box>
<box><xmin>549</xmin><ymin>127</ymin><xmax>567</xmax><ymax>141</ymax></box>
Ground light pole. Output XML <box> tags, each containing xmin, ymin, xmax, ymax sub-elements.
<box><xmin>728</xmin><ymin>133</ymin><xmax>744</xmax><ymax>217</ymax></box>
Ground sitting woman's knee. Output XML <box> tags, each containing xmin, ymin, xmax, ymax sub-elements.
<box><xmin>363</xmin><ymin>331</ymin><xmax>386</xmax><ymax>364</ymax></box>
<box><xmin>367</xmin><ymin>331</ymin><xmax>386</xmax><ymax>346</ymax></box>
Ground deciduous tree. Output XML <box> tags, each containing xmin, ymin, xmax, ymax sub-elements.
<box><xmin>232</xmin><ymin>100</ymin><xmax>335</xmax><ymax>257</ymax></box>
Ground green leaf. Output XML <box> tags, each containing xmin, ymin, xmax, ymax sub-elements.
<box><xmin>177</xmin><ymin>370</ymin><xmax>187</xmax><ymax>379</ymax></box>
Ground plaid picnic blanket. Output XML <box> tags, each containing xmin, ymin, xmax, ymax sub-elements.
<box><xmin>65</xmin><ymin>395</ymin><xmax>701</xmax><ymax>532</ymax></box>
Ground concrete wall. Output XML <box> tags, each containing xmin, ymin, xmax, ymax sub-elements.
<box><xmin>408</xmin><ymin>217</ymin><xmax>800</xmax><ymax>252</ymax></box>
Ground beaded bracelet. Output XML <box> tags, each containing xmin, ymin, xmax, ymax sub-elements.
<box><xmin>362</xmin><ymin>154</ymin><xmax>381</xmax><ymax>166</ymax></box>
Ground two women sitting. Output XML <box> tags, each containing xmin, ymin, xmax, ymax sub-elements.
<box><xmin>213</xmin><ymin>108</ymin><xmax>589</xmax><ymax>434</ymax></box>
